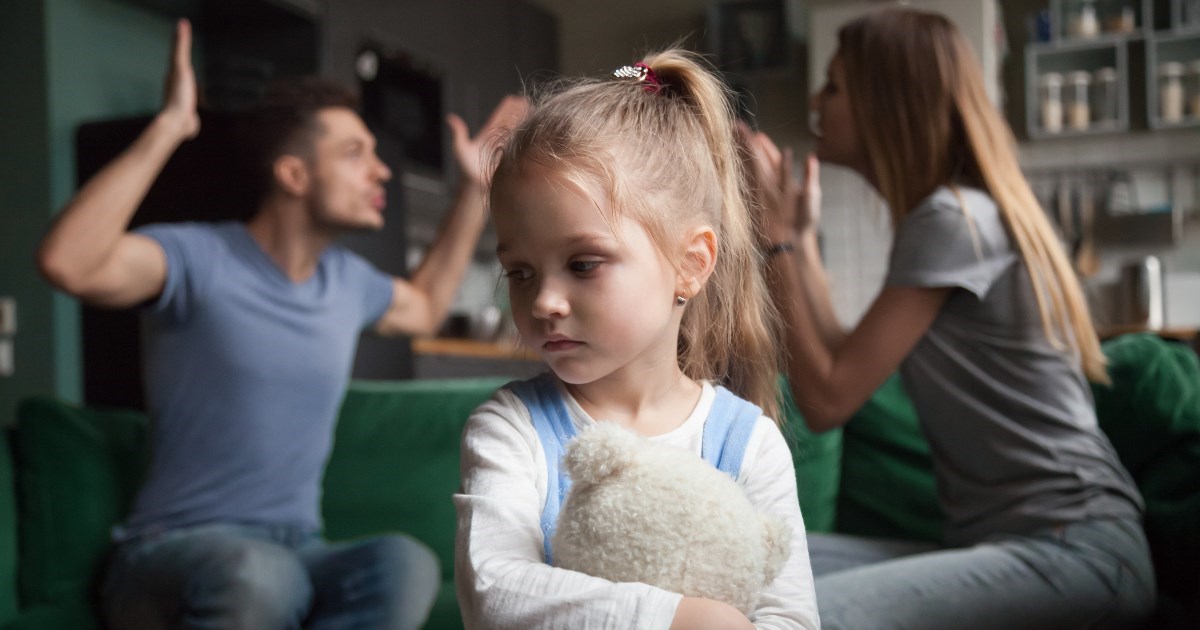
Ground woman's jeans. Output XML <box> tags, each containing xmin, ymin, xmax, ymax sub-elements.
<box><xmin>100</xmin><ymin>522</ymin><xmax>441</xmax><ymax>630</ymax></box>
<box><xmin>810</xmin><ymin>518</ymin><xmax>1156</xmax><ymax>630</ymax></box>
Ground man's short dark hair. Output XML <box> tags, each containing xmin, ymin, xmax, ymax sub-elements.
<box><xmin>240</xmin><ymin>77</ymin><xmax>360</xmax><ymax>202</ymax></box>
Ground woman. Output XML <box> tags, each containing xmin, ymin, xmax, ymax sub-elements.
<box><xmin>745</xmin><ymin>8</ymin><xmax>1155</xmax><ymax>629</ymax></box>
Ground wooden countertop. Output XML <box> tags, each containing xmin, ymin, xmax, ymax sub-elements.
<box><xmin>1098</xmin><ymin>325</ymin><xmax>1197</xmax><ymax>342</ymax></box>
<box><xmin>412</xmin><ymin>337</ymin><xmax>541</xmax><ymax>361</ymax></box>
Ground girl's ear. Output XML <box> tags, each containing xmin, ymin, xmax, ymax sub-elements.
<box><xmin>274</xmin><ymin>155</ymin><xmax>311</xmax><ymax>197</ymax></box>
<box><xmin>677</xmin><ymin>226</ymin><xmax>717</xmax><ymax>299</ymax></box>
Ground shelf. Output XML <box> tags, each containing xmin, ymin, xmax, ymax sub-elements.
<box><xmin>1026</xmin><ymin>40</ymin><xmax>1129</xmax><ymax>138</ymax></box>
<box><xmin>1146</xmin><ymin>30</ymin><xmax>1200</xmax><ymax>128</ymax></box>
<box><xmin>1026</xmin><ymin>0</ymin><xmax>1200</xmax><ymax>138</ymax></box>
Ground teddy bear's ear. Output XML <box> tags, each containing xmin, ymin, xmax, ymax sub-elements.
<box><xmin>563</xmin><ymin>423</ymin><xmax>640</xmax><ymax>484</ymax></box>
<box><xmin>760</xmin><ymin>515</ymin><xmax>793</xmax><ymax>586</ymax></box>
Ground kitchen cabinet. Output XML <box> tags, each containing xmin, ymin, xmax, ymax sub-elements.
<box><xmin>1026</xmin><ymin>0</ymin><xmax>1200</xmax><ymax>138</ymax></box>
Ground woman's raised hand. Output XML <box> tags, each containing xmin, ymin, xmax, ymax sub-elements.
<box><xmin>738</xmin><ymin>122</ymin><xmax>821</xmax><ymax>242</ymax></box>
<box><xmin>160</xmin><ymin>19</ymin><xmax>200</xmax><ymax>141</ymax></box>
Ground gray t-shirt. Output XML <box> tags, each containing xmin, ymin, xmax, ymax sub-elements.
<box><xmin>886</xmin><ymin>186</ymin><xmax>1142</xmax><ymax>546</ymax></box>
<box><xmin>116</xmin><ymin>222</ymin><xmax>394</xmax><ymax>539</ymax></box>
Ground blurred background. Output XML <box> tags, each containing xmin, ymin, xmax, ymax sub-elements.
<box><xmin>1</xmin><ymin>0</ymin><xmax>1198</xmax><ymax>416</ymax></box>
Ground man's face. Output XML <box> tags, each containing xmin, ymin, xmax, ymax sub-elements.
<box><xmin>304</xmin><ymin>107</ymin><xmax>392</xmax><ymax>232</ymax></box>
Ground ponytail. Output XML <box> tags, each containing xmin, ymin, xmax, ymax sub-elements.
<box><xmin>639</xmin><ymin>50</ymin><xmax>782</xmax><ymax>421</ymax></box>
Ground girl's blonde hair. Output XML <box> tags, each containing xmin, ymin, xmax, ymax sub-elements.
<box><xmin>838</xmin><ymin>9</ymin><xmax>1108</xmax><ymax>383</ymax></box>
<box><xmin>492</xmin><ymin>49</ymin><xmax>782</xmax><ymax>419</ymax></box>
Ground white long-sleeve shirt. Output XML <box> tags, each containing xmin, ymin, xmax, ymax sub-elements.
<box><xmin>454</xmin><ymin>380</ymin><xmax>820</xmax><ymax>629</ymax></box>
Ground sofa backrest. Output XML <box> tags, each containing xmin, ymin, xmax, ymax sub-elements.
<box><xmin>321</xmin><ymin>378</ymin><xmax>510</xmax><ymax>575</ymax></box>
<box><xmin>6</xmin><ymin>379</ymin><xmax>511</xmax><ymax>623</ymax></box>
<box><xmin>9</xmin><ymin>397</ymin><xmax>149</xmax><ymax>617</ymax></box>
<box><xmin>1</xmin><ymin>427</ymin><xmax>19</xmax><ymax>625</ymax></box>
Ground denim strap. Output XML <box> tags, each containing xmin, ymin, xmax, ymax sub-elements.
<box><xmin>507</xmin><ymin>373</ymin><xmax>578</xmax><ymax>564</ymax></box>
<box><xmin>703</xmin><ymin>386</ymin><xmax>761</xmax><ymax>480</ymax></box>
<box><xmin>509</xmin><ymin>376</ymin><xmax>761</xmax><ymax>565</ymax></box>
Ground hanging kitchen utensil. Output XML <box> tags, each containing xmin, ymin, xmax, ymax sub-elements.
<box><xmin>1075</xmin><ymin>177</ymin><xmax>1100</xmax><ymax>278</ymax></box>
<box><xmin>1057</xmin><ymin>175</ymin><xmax>1074</xmax><ymax>247</ymax></box>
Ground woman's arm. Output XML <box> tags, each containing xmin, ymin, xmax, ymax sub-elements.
<box><xmin>742</xmin><ymin>135</ymin><xmax>845</xmax><ymax>352</ymax></box>
<box><xmin>744</xmin><ymin>131</ymin><xmax>949</xmax><ymax>432</ymax></box>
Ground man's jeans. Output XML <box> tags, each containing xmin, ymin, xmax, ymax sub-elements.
<box><xmin>101</xmin><ymin>522</ymin><xmax>440</xmax><ymax>630</ymax></box>
<box><xmin>809</xmin><ymin>517</ymin><xmax>1156</xmax><ymax>630</ymax></box>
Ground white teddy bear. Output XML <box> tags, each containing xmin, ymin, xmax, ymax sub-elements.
<box><xmin>552</xmin><ymin>422</ymin><xmax>791</xmax><ymax>614</ymax></box>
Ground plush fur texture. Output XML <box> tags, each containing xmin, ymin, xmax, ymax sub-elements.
<box><xmin>552</xmin><ymin>422</ymin><xmax>790</xmax><ymax>614</ymax></box>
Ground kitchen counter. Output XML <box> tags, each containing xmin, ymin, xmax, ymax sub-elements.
<box><xmin>412</xmin><ymin>337</ymin><xmax>544</xmax><ymax>379</ymax></box>
<box><xmin>1098</xmin><ymin>325</ymin><xmax>1197</xmax><ymax>343</ymax></box>
<box><xmin>412</xmin><ymin>337</ymin><xmax>539</xmax><ymax>360</ymax></box>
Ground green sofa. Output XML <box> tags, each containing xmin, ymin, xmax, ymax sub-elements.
<box><xmin>1</xmin><ymin>334</ymin><xmax>1196</xmax><ymax>629</ymax></box>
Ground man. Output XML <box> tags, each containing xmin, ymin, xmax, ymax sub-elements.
<box><xmin>37</xmin><ymin>19</ymin><xmax>526</xmax><ymax>629</ymax></box>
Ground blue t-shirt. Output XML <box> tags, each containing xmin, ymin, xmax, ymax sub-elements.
<box><xmin>117</xmin><ymin>222</ymin><xmax>394</xmax><ymax>539</ymax></box>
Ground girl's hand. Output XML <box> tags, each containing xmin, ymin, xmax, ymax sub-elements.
<box><xmin>160</xmin><ymin>19</ymin><xmax>200</xmax><ymax>141</ymax></box>
<box><xmin>670</xmin><ymin>597</ymin><xmax>754</xmax><ymax>630</ymax></box>
<box><xmin>447</xmin><ymin>95</ymin><xmax>530</xmax><ymax>188</ymax></box>
<box><xmin>738</xmin><ymin>123</ymin><xmax>821</xmax><ymax>242</ymax></box>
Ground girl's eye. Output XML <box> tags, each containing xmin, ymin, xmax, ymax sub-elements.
<box><xmin>504</xmin><ymin>268</ymin><xmax>533</xmax><ymax>283</ymax></box>
<box><xmin>569</xmin><ymin>260</ymin><xmax>601</xmax><ymax>275</ymax></box>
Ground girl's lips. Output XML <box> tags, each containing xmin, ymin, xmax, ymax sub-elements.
<box><xmin>543</xmin><ymin>339</ymin><xmax>583</xmax><ymax>352</ymax></box>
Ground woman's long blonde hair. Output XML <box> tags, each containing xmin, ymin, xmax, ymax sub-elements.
<box><xmin>491</xmin><ymin>49</ymin><xmax>782</xmax><ymax>419</ymax></box>
<box><xmin>838</xmin><ymin>9</ymin><xmax>1108</xmax><ymax>383</ymax></box>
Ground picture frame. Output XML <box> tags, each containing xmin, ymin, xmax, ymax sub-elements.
<box><xmin>709</xmin><ymin>0</ymin><xmax>789</xmax><ymax>73</ymax></box>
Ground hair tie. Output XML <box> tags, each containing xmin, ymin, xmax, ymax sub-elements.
<box><xmin>613</xmin><ymin>62</ymin><xmax>661</xmax><ymax>93</ymax></box>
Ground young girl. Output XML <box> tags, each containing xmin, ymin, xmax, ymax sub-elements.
<box><xmin>745</xmin><ymin>8</ymin><xmax>1154</xmax><ymax>629</ymax></box>
<box><xmin>453</xmin><ymin>51</ymin><xmax>820</xmax><ymax>629</ymax></box>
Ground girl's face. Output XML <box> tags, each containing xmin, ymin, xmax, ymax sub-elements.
<box><xmin>491</xmin><ymin>162</ymin><xmax>685</xmax><ymax>388</ymax></box>
<box><xmin>810</xmin><ymin>53</ymin><xmax>867</xmax><ymax>173</ymax></box>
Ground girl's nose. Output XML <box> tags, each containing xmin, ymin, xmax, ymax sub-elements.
<box><xmin>531</xmin><ymin>281</ymin><xmax>569</xmax><ymax>320</ymax></box>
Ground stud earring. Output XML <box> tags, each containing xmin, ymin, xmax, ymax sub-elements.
<box><xmin>675</xmin><ymin>295</ymin><xmax>687</xmax><ymax>306</ymax></box>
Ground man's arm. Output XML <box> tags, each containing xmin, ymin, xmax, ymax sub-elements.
<box><xmin>37</xmin><ymin>19</ymin><xmax>199</xmax><ymax>309</ymax></box>
<box><xmin>375</xmin><ymin>95</ymin><xmax>528</xmax><ymax>337</ymax></box>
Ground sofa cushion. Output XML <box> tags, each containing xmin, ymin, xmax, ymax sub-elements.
<box><xmin>12</xmin><ymin>397</ymin><xmax>148</xmax><ymax>611</ymax></box>
<box><xmin>322</xmin><ymin>377</ymin><xmax>511</xmax><ymax>629</ymax></box>
<box><xmin>777</xmin><ymin>377</ymin><xmax>842</xmax><ymax>533</ymax></box>
<box><xmin>835</xmin><ymin>373</ymin><xmax>943</xmax><ymax>542</ymax></box>
<box><xmin>1091</xmin><ymin>334</ymin><xmax>1200</xmax><ymax>615</ymax></box>
<box><xmin>0</xmin><ymin>429</ymin><xmax>19</xmax><ymax>626</ymax></box>
<box><xmin>0</xmin><ymin>603</ymin><xmax>98</xmax><ymax>630</ymax></box>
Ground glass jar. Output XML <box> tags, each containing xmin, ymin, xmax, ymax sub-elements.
<box><xmin>1092</xmin><ymin>67</ymin><xmax>1119</xmax><ymax>127</ymax></box>
<box><xmin>1100</xmin><ymin>0</ymin><xmax>1136</xmax><ymax>34</ymax></box>
<box><xmin>1188</xmin><ymin>60</ymin><xmax>1200</xmax><ymax>120</ymax></box>
<box><xmin>1066</xmin><ymin>0</ymin><xmax>1100</xmax><ymax>38</ymax></box>
<box><xmin>1066</xmin><ymin>70</ymin><xmax>1091</xmax><ymax>130</ymax></box>
<box><xmin>1159</xmin><ymin>61</ymin><xmax>1185</xmax><ymax>124</ymax></box>
<box><xmin>1039</xmin><ymin>72</ymin><xmax>1064</xmax><ymax>133</ymax></box>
